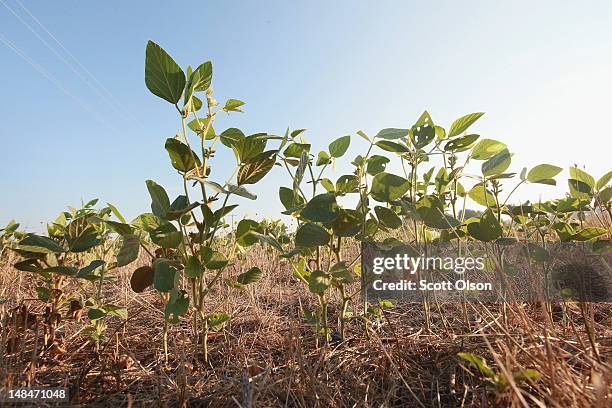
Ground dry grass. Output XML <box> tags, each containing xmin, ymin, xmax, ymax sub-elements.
<box><xmin>0</xmin><ymin>246</ymin><xmax>611</xmax><ymax>407</ymax></box>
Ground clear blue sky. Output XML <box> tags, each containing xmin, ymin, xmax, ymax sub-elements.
<box><xmin>1</xmin><ymin>1</ymin><xmax>611</xmax><ymax>230</ymax></box>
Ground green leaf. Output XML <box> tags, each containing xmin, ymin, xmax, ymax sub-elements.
<box><xmin>371</xmin><ymin>172</ymin><xmax>410</xmax><ymax>202</ymax></box>
<box><xmin>279</xmin><ymin>187</ymin><xmax>305</xmax><ymax>210</ymax></box>
<box><xmin>17</xmin><ymin>235</ymin><xmax>65</xmax><ymax>254</ymax></box>
<box><xmin>233</xmin><ymin>134</ymin><xmax>266</xmax><ymax>163</ymax></box>
<box><xmin>295</xmin><ymin>223</ymin><xmax>330</xmax><ymax>247</ymax></box>
<box><xmin>220</xmin><ymin>127</ymin><xmax>245</xmax><ymax>148</ymax></box>
<box><xmin>200</xmin><ymin>246</ymin><xmax>228</xmax><ymax>269</ymax></box>
<box><xmin>212</xmin><ymin>204</ymin><xmax>238</xmax><ymax>223</ymax></box>
<box><xmin>411</xmin><ymin>124</ymin><xmax>436</xmax><ymax>148</ymax></box>
<box><xmin>130</xmin><ymin>265</ymin><xmax>154</xmax><ymax>293</ymax></box>
<box><xmin>237</xmin><ymin>151</ymin><xmax>276</xmax><ymax>185</ymax></box>
<box><xmin>167</xmin><ymin>196</ymin><xmax>200</xmax><ymax>220</ymax></box>
<box><xmin>457</xmin><ymin>352</ymin><xmax>496</xmax><ymax>379</ymax></box>
<box><xmin>206</xmin><ymin>312</ymin><xmax>230</xmax><ymax>329</ymax></box>
<box><xmin>367</xmin><ymin>155</ymin><xmax>390</xmax><ymax>176</ymax></box>
<box><xmin>329</xmin><ymin>135</ymin><xmax>351</xmax><ymax>158</ymax></box>
<box><xmin>283</xmin><ymin>142</ymin><xmax>311</xmax><ymax>158</ymax></box>
<box><xmin>316</xmin><ymin>151</ymin><xmax>331</xmax><ymax>166</ymax></box>
<box><xmin>448</xmin><ymin>113</ymin><xmax>484</xmax><ymax>137</ymax></box>
<box><xmin>375</xmin><ymin>206</ymin><xmax>402</xmax><ymax>229</ymax></box>
<box><xmin>1</xmin><ymin>219</ymin><xmax>19</xmax><ymax>235</ymax></box>
<box><xmin>444</xmin><ymin>134</ymin><xmax>479</xmax><ymax>152</ymax></box>
<box><xmin>106</xmin><ymin>203</ymin><xmax>126</xmax><ymax>223</ymax></box>
<box><xmin>184</xmin><ymin>61</ymin><xmax>212</xmax><ymax>106</ymax></box>
<box><xmin>330</xmin><ymin>262</ymin><xmax>354</xmax><ymax>285</ymax></box>
<box><xmin>414</xmin><ymin>111</ymin><xmax>433</xmax><ymax>128</ymax></box>
<box><xmin>77</xmin><ymin>260</ymin><xmax>105</xmax><ymax>278</ymax></box>
<box><xmin>596</xmin><ymin>171</ymin><xmax>612</xmax><ymax>189</ymax></box>
<box><xmin>470</xmin><ymin>139</ymin><xmax>507</xmax><ymax>160</ymax></box>
<box><xmin>482</xmin><ymin>149</ymin><xmax>512</xmax><ymax>177</ymax></box>
<box><xmin>88</xmin><ymin>308</ymin><xmax>106</xmax><ymax>322</ymax></box>
<box><xmin>434</xmin><ymin>167</ymin><xmax>450</xmax><ymax>192</ymax></box>
<box><xmin>335</xmin><ymin>175</ymin><xmax>359</xmax><ymax>195</ymax></box>
<box><xmin>236</xmin><ymin>219</ymin><xmax>260</xmax><ymax>247</ymax></box>
<box><xmin>375</xmin><ymin>140</ymin><xmax>410</xmax><ymax>153</ymax></box>
<box><xmin>187</xmin><ymin>117</ymin><xmax>215</xmax><ymax>140</ymax></box>
<box><xmin>165</xmin><ymin>138</ymin><xmax>201</xmax><ymax>172</ymax></box>
<box><xmin>228</xmin><ymin>184</ymin><xmax>258</xmax><ymax>200</ymax></box>
<box><xmin>163</xmin><ymin>290</ymin><xmax>189</xmax><ymax>323</ymax></box>
<box><xmin>251</xmin><ymin>232</ymin><xmax>284</xmax><ymax>252</ymax></box>
<box><xmin>527</xmin><ymin>164</ymin><xmax>562</xmax><ymax>184</ymax></box>
<box><xmin>375</xmin><ymin>128</ymin><xmax>409</xmax><ymax>140</ymax></box>
<box><xmin>568</xmin><ymin>179</ymin><xmax>592</xmax><ymax>199</ymax></box>
<box><xmin>146</xmin><ymin>180</ymin><xmax>171</xmax><ymax>219</ymax></box>
<box><xmin>513</xmin><ymin>369</ymin><xmax>540</xmax><ymax>382</ymax></box>
<box><xmin>321</xmin><ymin>179</ymin><xmax>335</xmax><ymax>194</ymax></box>
<box><xmin>104</xmin><ymin>304</ymin><xmax>128</xmax><ymax>320</ymax></box>
<box><xmin>301</xmin><ymin>193</ymin><xmax>340</xmax><ymax>223</ymax></box>
<box><xmin>600</xmin><ymin>186</ymin><xmax>612</xmax><ymax>204</ymax></box>
<box><xmin>308</xmin><ymin>270</ymin><xmax>331</xmax><ymax>295</ymax></box>
<box><xmin>187</xmin><ymin>95</ymin><xmax>203</xmax><ymax>112</ymax></box>
<box><xmin>552</xmin><ymin>221</ymin><xmax>575</xmax><ymax>242</ymax></box>
<box><xmin>36</xmin><ymin>286</ymin><xmax>49</xmax><ymax>301</ymax></box>
<box><xmin>331</xmin><ymin>209</ymin><xmax>362</xmax><ymax>237</ymax></box>
<box><xmin>572</xmin><ymin>227</ymin><xmax>607</xmax><ymax>241</ymax></box>
<box><xmin>237</xmin><ymin>266</ymin><xmax>263</xmax><ymax>285</ymax></box>
<box><xmin>555</xmin><ymin>197</ymin><xmax>584</xmax><ymax>213</ymax></box>
<box><xmin>131</xmin><ymin>213</ymin><xmax>165</xmax><ymax>233</ymax></box>
<box><xmin>569</xmin><ymin>166</ymin><xmax>595</xmax><ymax>188</ymax></box>
<box><xmin>468</xmin><ymin>183</ymin><xmax>496</xmax><ymax>207</ymax></box>
<box><xmin>66</xmin><ymin>217</ymin><xmax>100</xmax><ymax>253</ymax></box>
<box><xmin>100</xmin><ymin>219</ymin><xmax>133</xmax><ymax>236</ymax></box>
<box><xmin>14</xmin><ymin>259</ymin><xmax>43</xmax><ymax>273</ymax></box>
<box><xmin>44</xmin><ymin>266</ymin><xmax>78</xmax><ymax>276</ymax></box>
<box><xmin>357</xmin><ymin>130</ymin><xmax>370</xmax><ymax>142</ymax></box>
<box><xmin>223</xmin><ymin>98</ymin><xmax>245</xmax><ymax>112</ymax></box>
<box><xmin>154</xmin><ymin>260</ymin><xmax>176</xmax><ymax>292</ymax></box>
<box><xmin>150</xmin><ymin>223</ymin><xmax>182</xmax><ymax>248</ymax></box>
<box><xmin>144</xmin><ymin>40</ymin><xmax>186</xmax><ymax>104</ymax></box>
<box><xmin>290</xmin><ymin>128</ymin><xmax>307</xmax><ymax>138</ymax></box>
<box><xmin>184</xmin><ymin>256</ymin><xmax>203</xmax><ymax>278</ymax></box>
<box><xmin>467</xmin><ymin>209</ymin><xmax>502</xmax><ymax>242</ymax></box>
<box><xmin>117</xmin><ymin>234</ymin><xmax>140</xmax><ymax>267</ymax></box>
<box><xmin>415</xmin><ymin>195</ymin><xmax>461</xmax><ymax>229</ymax></box>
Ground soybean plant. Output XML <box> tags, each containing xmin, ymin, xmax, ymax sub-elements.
<box><xmin>118</xmin><ymin>41</ymin><xmax>279</xmax><ymax>363</ymax></box>
<box><xmin>11</xmin><ymin>200</ymin><xmax>127</xmax><ymax>350</ymax></box>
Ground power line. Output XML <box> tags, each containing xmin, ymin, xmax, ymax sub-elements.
<box><xmin>2</xmin><ymin>0</ymin><xmax>144</xmax><ymax>129</ymax></box>
<box><xmin>0</xmin><ymin>31</ymin><xmax>121</xmax><ymax>134</ymax></box>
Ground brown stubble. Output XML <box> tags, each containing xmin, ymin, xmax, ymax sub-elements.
<box><xmin>0</xmin><ymin>242</ymin><xmax>610</xmax><ymax>407</ymax></box>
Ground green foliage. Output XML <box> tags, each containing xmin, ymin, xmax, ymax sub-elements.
<box><xmin>371</xmin><ymin>173</ymin><xmax>410</xmax><ymax>202</ymax></box>
<box><xmin>458</xmin><ymin>352</ymin><xmax>540</xmax><ymax>392</ymax></box>
<box><xmin>295</xmin><ymin>223</ymin><xmax>330</xmax><ymax>247</ymax></box>
<box><xmin>8</xmin><ymin>42</ymin><xmax>612</xmax><ymax>362</ymax></box>
<box><xmin>448</xmin><ymin>112</ymin><xmax>484</xmax><ymax>137</ymax></box>
<box><xmin>145</xmin><ymin>40</ymin><xmax>186</xmax><ymax>104</ymax></box>
<box><xmin>329</xmin><ymin>135</ymin><xmax>351</xmax><ymax>158</ymax></box>
<box><xmin>527</xmin><ymin>164</ymin><xmax>562</xmax><ymax>184</ymax></box>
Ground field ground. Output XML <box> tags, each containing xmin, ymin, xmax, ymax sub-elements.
<box><xmin>0</xmin><ymin>246</ymin><xmax>611</xmax><ymax>407</ymax></box>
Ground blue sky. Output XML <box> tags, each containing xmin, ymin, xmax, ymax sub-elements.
<box><xmin>1</xmin><ymin>1</ymin><xmax>611</xmax><ymax>230</ymax></box>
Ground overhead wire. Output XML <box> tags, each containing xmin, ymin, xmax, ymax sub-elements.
<box><xmin>12</xmin><ymin>0</ymin><xmax>145</xmax><ymax>128</ymax></box>
<box><xmin>0</xmin><ymin>30</ymin><xmax>121</xmax><ymax>134</ymax></box>
<box><xmin>0</xmin><ymin>0</ymin><xmax>144</xmax><ymax>131</ymax></box>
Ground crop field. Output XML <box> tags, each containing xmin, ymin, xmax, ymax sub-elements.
<box><xmin>0</xmin><ymin>41</ymin><xmax>610</xmax><ymax>407</ymax></box>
